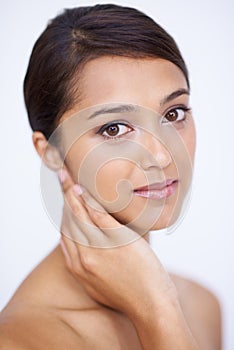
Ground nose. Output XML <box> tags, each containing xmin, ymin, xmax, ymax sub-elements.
<box><xmin>139</xmin><ymin>132</ymin><xmax>172</xmax><ymax>170</ymax></box>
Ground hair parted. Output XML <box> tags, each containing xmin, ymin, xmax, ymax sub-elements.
<box><xmin>23</xmin><ymin>3</ymin><xmax>190</xmax><ymax>140</ymax></box>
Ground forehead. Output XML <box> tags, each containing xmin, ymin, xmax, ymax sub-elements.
<box><xmin>77</xmin><ymin>56</ymin><xmax>188</xmax><ymax>110</ymax></box>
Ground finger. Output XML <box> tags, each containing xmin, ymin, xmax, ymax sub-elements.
<box><xmin>61</xmin><ymin>231</ymin><xmax>106</xmax><ymax>281</ymax></box>
<box><xmin>81</xmin><ymin>189</ymin><xmax>119</xmax><ymax>227</ymax></box>
<box><xmin>57</xmin><ymin>167</ymin><xmax>108</xmax><ymax>246</ymax></box>
<box><xmin>57</xmin><ymin>166</ymin><xmax>89</xmax><ymax>221</ymax></box>
<box><xmin>63</xmin><ymin>186</ymin><xmax>108</xmax><ymax>247</ymax></box>
<box><xmin>80</xmin><ymin>188</ymin><xmax>139</xmax><ymax>246</ymax></box>
<box><xmin>57</xmin><ymin>166</ymin><xmax>92</xmax><ymax>226</ymax></box>
<box><xmin>57</xmin><ymin>166</ymin><xmax>76</xmax><ymax>194</ymax></box>
<box><xmin>61</xmin><ymin>202</ymin><xmax>89</xmax><ymax>246</ymax></box>
<box><xmin>57</xmin><ymin>169</ymin><xmax>93</xmax><ymax>245</ymax></box>
<box><xmin>60</xmin><ymin>235</ymin><xmax>85</xmax><ymax>277</ymax></box>
<box><xmin>60</xmin><ymin>236</ymin><xmax>72</xmax><ymax>268</ymax></box>
<box><xmin>65</xmin><ymin>186</ymin><xmax>90</xmax><ymax>224</ymax></box>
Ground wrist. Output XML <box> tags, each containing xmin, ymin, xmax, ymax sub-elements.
<box><xmin>129</xmin><ymin>292</ymin><xmax>180</xmax><ymax>326</ymax></box>
<box><xmin>129</xmin><ymin>297</ymin><xmax>199</xmax><ymax>350</ymax></box>
<box><xmin>128</xmin><ymin>279</ymin><xmax>179</xmax><ymax>322</ymax></box>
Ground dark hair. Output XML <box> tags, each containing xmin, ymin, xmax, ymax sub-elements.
<box><xmin>23</xmin><ymin>3</ymin><xmax>190</xmax><ymax>140</ymax></box>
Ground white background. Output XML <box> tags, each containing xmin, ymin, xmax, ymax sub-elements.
<box><xmin>0</xmin><ymin>0</ymin><xmax>233</xmax><ymax>349</ymax></box>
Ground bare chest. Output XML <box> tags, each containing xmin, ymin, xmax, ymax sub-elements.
<box><xmin>60</xmin><ymin>308</ymin><xmax>142</xmax><ymax>350</ymax></box>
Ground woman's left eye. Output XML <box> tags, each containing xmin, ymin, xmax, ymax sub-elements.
<box><xmin>99</xmin><ymin>123</ymin><xmax>133</xmax><ymax>139</ymax></box>
<box><xmin>162</xmin><ymin>107</ymin><xmax>191</xmax><ymax>124</ymax></box>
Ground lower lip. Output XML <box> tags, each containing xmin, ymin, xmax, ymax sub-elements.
<box><xmin>133</xmin><ymin>181</ymin><xmax>178</xmax><ymax>200</ymax></box>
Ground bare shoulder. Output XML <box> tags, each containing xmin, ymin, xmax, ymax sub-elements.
<box><xmin>0</xmin><ymin>328</ymin><xmax>26</xmax><ymax>350</ymax></box>
<box><xmin>170</xmin><ymin>273</ymin><xmax>222</xmax><ymax>350</ymax></box>
<box><xmin>0</xmin><ymin>303</ymin><xmax>133</xmax><ymax>350</ymax></box>
<box><xmin>0</xmin><ymin>310</ymin><xmax>33</xmax><ymax>350</ymax></box>
<box><xmin>170</xmin><ymin>272</ymin><xmax>222</xmax><ymax>312</ymax></box>
<box><xmin>0</xmin><ymin>304</ymin><xmax>82</xmax><ymax>350</ymax></box>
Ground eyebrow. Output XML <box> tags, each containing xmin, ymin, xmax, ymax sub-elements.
<box><xmin>160</xmin><ymin>88</ymin><xmax>190</xmax><ymax>106</ymax></box>
<box><xmin>88</xmin><ymin>88</ymin><xmax>190</xmax><ymax>119</ymax></box>
<box><xmin>88</xmin><ymin>104</ymin><xmax>137</xmax><ymax>119</ymax></box>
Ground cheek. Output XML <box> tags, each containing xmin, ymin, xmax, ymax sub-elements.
<box><xmin>177</xmin><ymin>118</ymin><xmax>196</xmax><ymax>167</ymax></box>
<box><xmin>63</xmin><ymin>138</ymin><xmax>91</xmax><ymax>184</ymax></box>
<box><xmin>96</xmin><ymin>159</ymin><xmax>135</xmax><ymax>201</ymax></box>
<box><xmin>63</xmin><ymin>140</ymin><xmax>139</xmax><ymax>207</ymax></box>
<box><xmin>185</xmin><ymin>120</ymin><xmax>196</xmax><ymax>164</ymax></box>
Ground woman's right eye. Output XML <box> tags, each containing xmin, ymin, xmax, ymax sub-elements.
<box><xmin>99</xmin><ymin>123</ymin><xmax>133</xmax><ymax>139</ymax></box>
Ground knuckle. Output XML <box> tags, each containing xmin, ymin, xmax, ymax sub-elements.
<box><xmin>69</xmin><ymin>202</ymin><xmax>81</xmax><ymax>218</ymax></box>
<box><xmin>90</xmin><ymin>208</ymin><xmax>107</xmax><ymax>222</ymax></box>
<box><xmin>79</xmin><ymin>251</ymin><xmax>96</xmax><ymax>272</ymax></box>
<box><xmin>68</xmin><ymin>259</ymin><xmax>82</xmax><ymax>277</ymax></box>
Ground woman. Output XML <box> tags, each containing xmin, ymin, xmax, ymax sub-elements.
<box><xmin>0</xmin><ymin>4</ymin><xmax>222</xmax><ymax>349</ymax></box>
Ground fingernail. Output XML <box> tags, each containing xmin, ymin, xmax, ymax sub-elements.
<box><xmin>57</xmin><ymin>168</ymin><xmax>67</xmax><ymax>183</ymax></box>
<box><xmin>73</xmin><ymin>184</ymin><xmax>83</xmax><ymax>196</ymax></box>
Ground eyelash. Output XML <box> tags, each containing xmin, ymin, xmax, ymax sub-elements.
<box><xmin>97</xmin><ymin>105</ymin><xmax>191</xmax><ymax>140</ymax></box>
<box><xmin>97</xmin><ymin>122</ymin><xmax>132</xmax><ymax>141</ymax></box>
<box><xmin>161</xmin><ymin>106</ymin><xmax>191</xmax><ymax>124</ymax></box>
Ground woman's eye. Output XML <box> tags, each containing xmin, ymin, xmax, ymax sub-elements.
<box><xmin>162</xmin><ymin>107</ymin><xmax>190</xmax><ymax>124</ymax></box>
<box><xmin>101</xmin><ymin>123</ymin><xmax>133</xmax><ymax>138</ymax></box>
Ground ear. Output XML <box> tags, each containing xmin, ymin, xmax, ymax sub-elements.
<box><xmin>32</xmin><ymin>131</ymin><xmax>63</xmax><ymax>171</ymax></box>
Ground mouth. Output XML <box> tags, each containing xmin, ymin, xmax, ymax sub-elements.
<box><xmin>133</xmin><ymin>179</ymin><xmax>178</xmax><ymax>200</ymax></box>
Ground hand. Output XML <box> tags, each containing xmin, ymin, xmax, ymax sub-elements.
<box><xmin>58</xmin><ymin>166</ymin><xmax>178</xmax><ymax>319</ymax></box>
<box><xmin>57</xmin><ymin>167</ymin><xmax>200</xmax><ymax>349</ymax></box>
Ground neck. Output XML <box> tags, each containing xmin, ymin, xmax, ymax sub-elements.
<box><xmin>39</xmin><ymin>233</ymin><xmax>150</xmax><ymax>312</ymax></box>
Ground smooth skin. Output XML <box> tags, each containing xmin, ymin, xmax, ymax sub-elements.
<box><xmin>0</xmin><ymin>57</ymin><xmax>222</xmax><ymax>349</ymax></box>
<box><xmin>59</xmin><ymin>169</ymin><xmax>199</xmax><ymax>350</ymax></box>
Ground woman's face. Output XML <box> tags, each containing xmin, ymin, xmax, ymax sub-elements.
<box><xmin>57</xmin><ymin>56</ymin><xmax>196</xmax><ymax>234</ymax></box>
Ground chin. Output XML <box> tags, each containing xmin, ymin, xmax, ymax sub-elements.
<box><xmin>110</xmin><ymin>198</ymin><xmax>186</xmax><ymax>235</ymax></box>
<box><xmin>101</xmin><ymin>183</ymin><xmax>191</xmax><ymax>237</ymax></box>
<box><xmin>131</xmin><ymin>216</ymin><xmax>180</xmax><ymax>235</ymax></box>
<box><xmin>149</xmin><ymin>216</ymin><xmax>177</xmax><ymax>231</ymax></box>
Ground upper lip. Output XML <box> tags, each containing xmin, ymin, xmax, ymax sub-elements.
<box><xmin>134</xmin><ymin>179</ymin><xmax>177</xmax><ymax>191</ymax></box>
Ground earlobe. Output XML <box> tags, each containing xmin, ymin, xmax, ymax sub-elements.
<box><xmin>32</xmin><ymin>131</ymin><xmax>63</xmax><ymax>171</ymax></box>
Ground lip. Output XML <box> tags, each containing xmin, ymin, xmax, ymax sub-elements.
<box><xmin>133</xmin><ymin>179</ymin><xmax>178</xmax><ymax>200</ymax></box>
